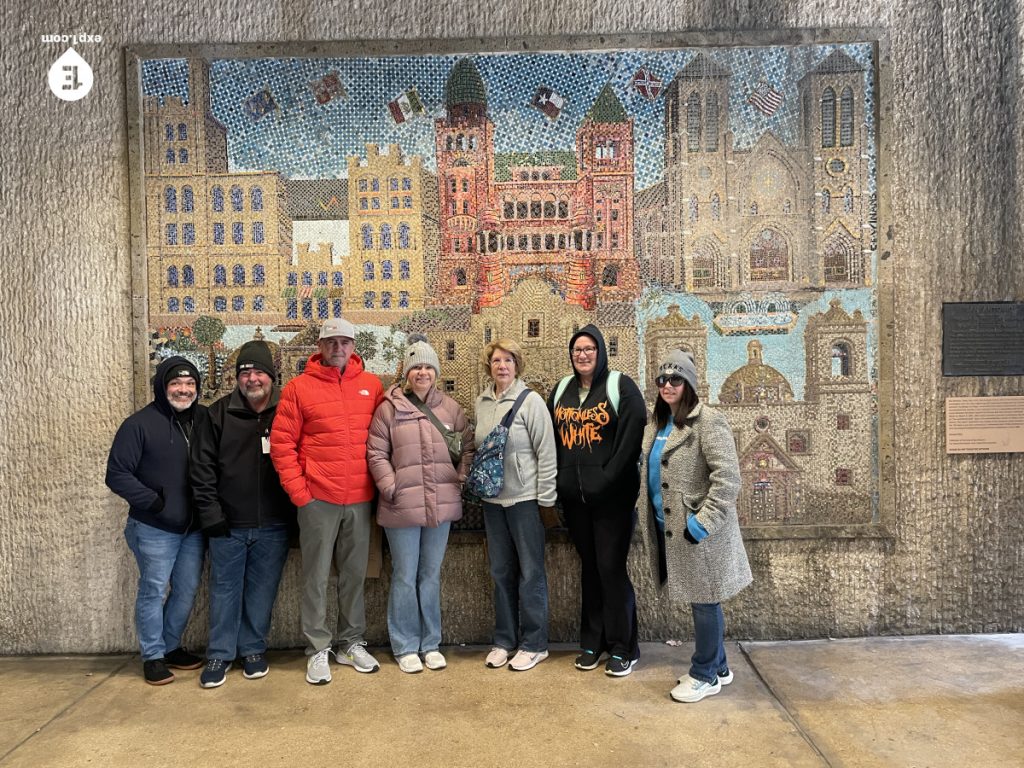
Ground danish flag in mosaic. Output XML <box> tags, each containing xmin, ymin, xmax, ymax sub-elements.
<box><xmin>310</xmin><ymin>71</ymin><xmax>347</xmax><ymax>105</ymax></box>
<box><xmin>631</xmin><ymin>67</ymin><xmax>663</xmax><ymax>100</ymax></box>
<box><xmin>530</xmin><ymin>86</ymin><xmax>564</xmax><ymax>120</ymax></box>
<box><xmin>243</xmin><ymin>88</ymin><xmax>277</xmax><ymax>121</ymax></box>
<box><xmin>747</xmin><ymin>80</ymin><xmax>784</xmax><ymax>117</ymax></box>
<box><xmin>387</xmin><ymin>87</ymin><xmax>426</xmax><ymax>123</ymax></box>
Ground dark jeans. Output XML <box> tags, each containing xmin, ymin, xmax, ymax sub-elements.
<box><xmin>563</xmin><ymin>500</ymin><xmax>639</xmax><ymax>660</ymax></box>
<box><xmin>690</xmin><ymin>602</ymin><xmax>729</xmax><ymax>684</ymax></box>
<box><xmin>206</xmin><ymin>526</ymin><xmax>291</xmax><ymax>661</ymax></box>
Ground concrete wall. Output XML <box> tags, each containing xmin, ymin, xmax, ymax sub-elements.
<box><xmin>1</xmin><ymin>0</ymin><xmax>1021</xmax><ymax>654</ymax></box>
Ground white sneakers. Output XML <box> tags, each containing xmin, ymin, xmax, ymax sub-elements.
<box><xmin>485</xmin><ymin>647</ymin><xmax>510</xmax><ymax>668</ymax></box>
<box><xmin>397</xmin><ymin>654</ymin><xmax>423</xmax><ymax>674</ymax></box>
<box><xmin>509</xmin><ymin>649</ymin><xmax>549</xmax><ymax>672</ymax></box>
<box><xmin>423</xmin><ymin>650</ymin><xmax>447</xmax><ymax>670</ymax></box>
<box><xmin>305</xmin><ymin>649</ymin><xmax>331</xmax><ymax>685</ymax></box>
<box><xmin>670</xmin><ymin>674</ymin><xmax>722</xmax><ymax>703</ymax></box>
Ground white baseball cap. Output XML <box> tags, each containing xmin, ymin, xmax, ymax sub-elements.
<box><xmin>319</xmin><ymin>318</ymin><xmax>356</xmax><ymax>340</ymax></box>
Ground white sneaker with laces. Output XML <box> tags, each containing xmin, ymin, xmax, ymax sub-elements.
<box><xmin>485</xmin><ymin>647</ymin><xmax>511</xmax><ymax>668</ymax></box>
<box><xmin>337</xmin><ymin>643</ymin><xmax>380</xmax><ymax>673</ymax></box>
<box><xmin>509</xmin><ymin>649</ymin><xmax>549</xmax><ymax>671</ymax></box>
<box><xmin>397</xmin><ymin>653</ymin><xmax>423</xmax><ymax>673</ymax></box>
<box><xmin>670</xmin><ymin>674</ymin><xmax>722</xmax><ymax>703</ymax></box>
<box><xmin>718</xmin><ymin>668</ymin><xmax>734</xmax><ymax>686</ymax></box>
<box><xmin>306</xmin><ymin>649</ymin><xmax>331</xmax><ymax>685</ymax></box>
<box><xmin>423</xmin><ymin>650</ymin><xmax>447</xmax><ymax>670</ymax></box>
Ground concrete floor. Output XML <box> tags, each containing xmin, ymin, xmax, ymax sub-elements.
<box><xmin>0</xmin><ymin>634</ymin><xmax>1021</xmax><ymax>768</ymax></box>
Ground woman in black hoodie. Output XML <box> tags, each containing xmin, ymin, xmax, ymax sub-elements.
<box><xmin>547</xmin><ymin>324</ymin><xmax>646</xmax><ymax>676</ymax></box>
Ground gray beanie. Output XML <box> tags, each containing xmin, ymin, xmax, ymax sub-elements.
<box><xmin>658</xmin><ymin>349</ymin><xmax>698</xmax><ymax>393</ymax></box>
<box><xmin>404</xmin><ymin>333</ymin><xmax>440</xmax><ymax>376</ymax></box>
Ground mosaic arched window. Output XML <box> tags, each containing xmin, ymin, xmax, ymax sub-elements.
<box><xmin>705</xmin><ymin>92</ymin><xmax>719</xmax><ymax>151</ymax></box>
<box><xmin>230</xmin><ymin>185</ymin><xmax>243</xmax><ymax>212</ymax></box>
<box><xmin>361</xmin><ymin>224</ymin><xmax>373</xmax><ymax>250</ymax></box>
<box><xmin>182</xmin><ymin>223</ymin><xmax>195</xmax><ymax>245</ymax></box>
<box><xmin>691</xmin><ymin>241</ymin><xmax>725</xmax><ymax>289</ymax></box>
<box><xmin>167</xmin><ymin>266</ymin><xmax>179</xmax><ymax>287</ymax></box>
<box><xmin>821</xmin><ymin>189</ymin><xmax>831</xmax><ymax>215</ymax></box>
<box><xmin>232</xmin><ymin>264</ymin><xmax>245</xmax><ymax>285</ymax></box>
<box><xmin>167</xmin><ymin>296</ymin><xmax>181</xmax><ymax>313</ymax></box>
<box><xmin>214</xmin><ymin>265</ymin><xmax>227</xmax><ymax>286</ymax></box>
<box><xmin>399</xmin><ymin>260</ymin><xmax>410</xmax><ymax>280</ymax></box>
<box><xmin>232</xmin><ymin>295</ymin><xmax>244</xmax><ymax>312</ymax></box>
<box><xmin>165</xmin><ymin>148</ymin><xmax>175</xmax><ymax>164</ymax></box>
<box><xmin>178</xmin><ymin>149</ymin><xmax>188</xmax><ymax>164</ymax></box>
<box><xmin>214</xmin><ymin>296</ymin><xmax>227</xmax><ymax>312</ymax></box>
<box><xmin>250</xmin><ymin>187</ymin><xmax>263</xmax><ymax>211</ymax></box>
<box><xmin>601</xmin><ymin>264</ymin><xmax>619</xmax><ymax>287</ymax></box>
<box><xmin>302</xmin><ymin>271</ymin><xmax>312</xmax><ymax>286</ymax></box>
<box><xmin>177</xmin><ymin>123</ymin><xmax>187</xmax><ymax>140</ymax></box>
<box><xmin>711</xmin><ymin>193</ymin><xmax>721</xmax><ymax>221</ymax></box>
<box><xmin>317</xmin><ymin>298</ymin><xmax>328</xmax><ymax>320</ymax></box>
<box><xmin>182</xmin><ymin>186</ymin><xmax>193</xmax><ymax>212</ymax></box>
<box><xmin>183</xmin><ymin>296</ymin><xmax>195</xmax><ymax>313</ymax></box>
<box><xmin>363</xmin><ymin>261</ymin><xmax>375</xmax><ymax>281</ymax></box>
<box><xmin>165</xmin><ymin>124</ymin><xmax>174</xmax><ymax>141</ymax></box>
<box><xmin>287</xmin><ymin>272</ymin><xmax>296</xmax><ymax>287</ymax></box>
<box><xmin>332</xmin><ymin>299</ymin><xmax>343</xmax><ymax>318</ymax></box>
<box><xmin>302</xmin><ymin>299</ymin><xmax>313</xmax><ymax>320</ymax></box>
<box><xmin>165</xmin><ymin>186</ymin><xmax>177</xmax><ymax>213</ymax></box>
<box><xmin>232</xmin><ymin>222</ymin><xmax>243</xmax><ymax>245</ymax></box>
<box><xmin>398</xmin><ymin>223</ymin><xmax>410</xmax><ymax>249</ymax></box>
<box><xmin>446</xmin><ymin>136</ymin><xmax>453</xmax><ymax>150</ymax></box>
<box><xmin>212</xmin><ymin>186</ymin><xmax>224</xmax><ymax>212</ymax></box>
<box><xmin>402</xmin><ymin>177</ymin><xmax>412</xmax><ymax>190</ymax></box>
<box><xmin>380</xmin><ymin>224</ymin><xmax>392</xmax><ymax>249</ymax></box>
<box><xmin>454</xmin><ymin>268</ymin><xmax>467</xmax><ymax>286</ymax></box>
<box><xmin>689</xmin><ymin>195</ymin><xmax>699</xmax><ymax>221</ymax></box>
<box><xmin>381</xmin><ymin>291</ymin><xmax>392</xmax><ymax>309</ymax></box>
<box><xmin>371</xmin><ymin>178</ymin><xmax>380</xmax><ymax>192</ymax></box>
<box><xmin>213</xmin><ymin>223</ymin><xmax>224</xmax><ymax>245</ymax></box>
<box><xmin>318</xmin><ymin>271</ymin><xmax>328</xmax><ymax>286</ymax></box>
<box><xmin>840</xmin><ymin>87</ymin><xmax>854</xmax><ymax>146</ymax></box>
<box><xmin>844</xmin><ymin>187</ymin><xmax>854</xmax><ymax>213</ymax></box>
<box><xmin>165</xmin><ymin>224</ymin><xmax>177</xmax><ymax>245</ymax></box>
<box><xmin>182</xmin><ymin>265</ymin><xmax>194</xmax><ymax>286</ymax></box>
<box><xmin>253</xmin><ymin>295</ymin><xmax>265</xmax><ymax>312</ymax></box>
<box><xmin>821</xmin><ymin>87</ymin><xmax>836</xmax><ymax>148</ymax></box>
<box><xmin>749</xmin><ymin>229</ymin><xmax>789</xmax><ymax>282</ymax></box>
<box><xmin>381</xmin><ymin>260</ymin><xmax>393</xmax><ymax>280</ymax></box>
<box><xmin>686</xmin><ymin>92</ymin><xmax>701</xmax><ymax>152</ymax></box>
<box><xmin>558</xmin><ymin>200</ymin><xmax>569</xmax><ymax>218</ymax></box>
<box><xmin>332</xmin><ymin>271</ymin><xmax>343</xmax><ymax>287</ymax></box>
<box><xmin>252</xmin><ymin>221</ymin><xmax>264</xmax><ymax>244</ymax></box>
<box><xmin>363</xmin><ymin>291</ymin><xmax>376</xmax><ymax>308</ymax></box>
<box><xmin>831</xmin><ymin>342</ymin><xmax>852</xmax><ymax>377</ymax></box>
<box><xmin>286</xmin><ymin>299</ymin><xmax>297</xmax><ymax>320</ymax></box>
<box><xmin>543</xmin><ymin>200</ymin><xmax>556</xmax><ymax>218</ymax></box>
<box><xmin>253</xmin><ymin>264</ymin><xmax>265</xmax><ymax>285</ymax></box>
<box><xmin>398</xmin><ymin>291</ymin><xmax>409</xmax><ymax>308</ymax></box>
<box><xmin>823</xmin><ymin>232</ymin><xmax>858</xmax><ymax>283</ymax></box>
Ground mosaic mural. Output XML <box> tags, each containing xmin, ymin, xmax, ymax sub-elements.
<box><xmin>132</xmin><ymin>40</ymin><xmax>882</xmax><ymax>530</ymax></box>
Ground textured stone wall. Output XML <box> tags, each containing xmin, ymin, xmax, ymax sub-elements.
<box><xmin>1</xmin><ymin>0</ymin><xmax>1021</xmax><ymax>654</ymax></box>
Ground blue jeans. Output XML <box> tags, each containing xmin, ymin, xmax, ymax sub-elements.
<box><xmin>483</xmin><ymin>500</ymin><xmax>548</xmax><ymax>652</ymax></box>
<box><xmin>206</xmin><ymin>526</ymin><xmax>291</xmax><ymax>661</ymax></box>
<box><xmin>124</xmin><ymin>518</ymin><xmax>205</xmax><ymax>661</ymax></box>
<box><xmin>384</xmin><ymin>522</ymin><xmax>451</xmax><ymax>656</ymax></box>
<box><xmin>690</xmin><ymin>602</ymin><xmax>730</xmax><ymax>684</ymax></box>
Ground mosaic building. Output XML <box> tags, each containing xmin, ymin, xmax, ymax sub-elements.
<box><xmin>144</xmin><ymin>60</ymin><xmax>292</xmax><ymax>326</ymax></box>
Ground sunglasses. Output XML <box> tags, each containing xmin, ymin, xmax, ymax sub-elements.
<box><xmin>655</xmin><ymin>374</ymin><xmax>685</xmax><ymax>388</ymax></box>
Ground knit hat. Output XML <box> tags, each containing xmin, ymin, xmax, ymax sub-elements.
<box><xmin>163</xmin><ymin>360</ymin><xmax>200</xmax><ymax>388</ymax></box>
<box><xmin>236</xmin><ymin>340</ymin><xmax>275</xmax><ymax>378</ymax></box>
<box><xmin>404</xmin><ymin>333</ymin><xmax>440</xmax><ymax>376</ymax></box>
<box><xmin>319</xmin><ymin>318</ymin><xmax>356</xmax><ymax>340</ymax></box>
<box><xmin>658</xmin><ymin>349</ymin><xmax>698</xmax><ymax>393</ymax></box>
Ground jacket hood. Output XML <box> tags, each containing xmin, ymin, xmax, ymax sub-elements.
<box><xmin>568</xmin><ymin>323</ymin><xmax>608</xmax><ymax>385</ymax></box>
<box><xmin>153</xmin><ymin>356</ymin><xmax>202</xmax><ymax>418</ymax></box>
<box><xmin>304</xmin><ymin>351</ymin><xmax>366</xmax><ymax>381</ymax></box>
<box><xmin>385</xmin><ymin>383</ymin><xmax>443</xmax><ymax>414</ymax></box>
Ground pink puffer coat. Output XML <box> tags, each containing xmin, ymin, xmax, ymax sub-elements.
<box><xmin>367</xmin><ymin>384</ymin><xmax>474</xmax><ymax>528</ymax></box>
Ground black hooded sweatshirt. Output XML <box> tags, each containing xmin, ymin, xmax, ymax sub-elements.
<box><xmin>546</xmin><ymin>324</ymin><xmax>646</xmax><ymax>507</ymax></box>
<box><xmin>105</xmin><ymin>356</ymin><xmax>204</xmax><ymax>533</ymax></box>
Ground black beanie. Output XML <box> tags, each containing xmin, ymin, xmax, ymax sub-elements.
<box><xmin>236</xmin><ymin>340</ymin><xmax>275</xmax><ymax>378</ymax></box>
<box><xmin>163</xmin><ymin>360</ymin><xmax>200</xmax><ymax>388</ymax></box>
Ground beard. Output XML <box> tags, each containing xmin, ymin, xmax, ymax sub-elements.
<box><xmin>243</xmin><ymin>383</ymin><xmax>271</xmax><ymax>404</ymax></box>
<box><xmin>167</xmin><ymin>393</ymin><xmax>196</xmax><ymax>412</ymax></box>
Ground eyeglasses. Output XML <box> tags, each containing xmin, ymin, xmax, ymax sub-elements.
<box><xmin>571</xmin><ymin>346</ymin><xmax>597</xmax><ymax>358</ymax></box>
<box><xmin>655</xmin><ymin>374</ymin><xmax>685</xmax><ymax>388</ymax></box>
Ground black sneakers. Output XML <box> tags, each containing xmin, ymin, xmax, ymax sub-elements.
<box><xmin>574</xmin><ymin>649</ymin><xmax>602</xmax><ymax>670</ymax></box>
<box><xmin>242</xmin><ymin>653</ymin><xmax>269</xmax><ymax>679</ymax></box>
<box><xmin>200</xmin><ymin>659</ymin><xmax>229</xmax><ymax>689</ymax></box>
<box><xmin>143</xmin><ymin>659</ymin><xmax>174</xmax><ymax>685</ymax></box>
<box><xmin>604</xmin><ymin>655</ymin><xmax>638</xmax><ymax>677</ymax></box>
<box><xmin>163</xmin><ymin>647</ymin><xmax>204</xmax><ymax>670</ymax></box>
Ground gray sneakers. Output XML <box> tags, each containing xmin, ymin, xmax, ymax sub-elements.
<box><xmin>305</xmin><ymin>649</ymin><xmax>331</xmax><ymax>685</ymax></box>
<box><xmin>336</xmin><ymin>643</ymin><xmax>380</xmax><ymax>673</ymax></box>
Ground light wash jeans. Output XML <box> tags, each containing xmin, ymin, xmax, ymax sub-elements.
<box><xmin>206</xmin><ymin>525</ymin><xmax>291</xmax><ymax>660</ymax></box>
<box><xmin>124</xmin><ymin>517</ymin><xmax>205</xmax><ymax>661</ymax></box>
<box><xmin>482</xmin><ymin>500</ymin><xmax>548</xmax><ymax>653</ymax></box>
<box><xmin>384</xmin><ymin>522</ymin><xmax>451</xmax><ymax>657</ymax></box>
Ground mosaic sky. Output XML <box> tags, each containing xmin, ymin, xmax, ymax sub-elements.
<box><xmin>142</xmin><ymin>44</ymin><xmax>875</xmax><ymax>189</ymax></box>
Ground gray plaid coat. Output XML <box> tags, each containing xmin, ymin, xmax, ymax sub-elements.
<box><xmin>637</xmin><ymin>402</ymin><xmax>752</xmax><ymax>604</ymax></box>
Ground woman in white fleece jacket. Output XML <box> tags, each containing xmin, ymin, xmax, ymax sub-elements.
<box><xmin>473</xmin><ymin>338</ymin><xmax>557</xmax><ymax>673</ymax></box>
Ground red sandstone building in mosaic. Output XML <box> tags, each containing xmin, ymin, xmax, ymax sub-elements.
<box><xmin>432</xmin><ymin>59</ymin><xmax>638</xmax><ymax>312</ymax></box>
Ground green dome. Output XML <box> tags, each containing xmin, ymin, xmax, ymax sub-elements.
<box><xmin>445</xmin><ymin>59</ymin><xmax>487</xmax><ymax>108</ymax></box>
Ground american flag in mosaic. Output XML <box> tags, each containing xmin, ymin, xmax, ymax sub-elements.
<box><xmin>747</xmin><ymin>80</ymin><xmax>784</xmax><ymax>117</ymax></box>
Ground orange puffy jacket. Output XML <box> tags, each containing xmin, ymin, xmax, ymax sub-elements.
<box><xmin>270</xmin><ymin>352</ymin><xmax>384</xmax><ymax>508</ymax></box>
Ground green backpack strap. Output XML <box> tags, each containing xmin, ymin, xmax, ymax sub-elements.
<box><xmin>554</xmin><ymin>371</ymin><xmax>621</xmax><ymax>416</ymax></box>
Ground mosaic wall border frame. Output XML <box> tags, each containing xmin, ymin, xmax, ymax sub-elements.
<box><xmin>124</xmin><ymin>29</ymin><xmax>895</xmax><ymax>541</ymax></box>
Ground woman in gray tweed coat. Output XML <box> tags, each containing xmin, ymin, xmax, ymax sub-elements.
<box><xmin>638</xmin><ymin>349</ymin><xmax>752</xmax><ymax>703</ymax></box>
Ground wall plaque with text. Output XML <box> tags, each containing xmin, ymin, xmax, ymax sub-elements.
<box><xmin>945</xmin><ymin>396</ymin><xmax>1024</xmax><ymax>454</ymax></box>
<box><xmin>942</xmin><ymin>302</ymin><xmax>1024</xmax><ymax>376</ymax></box>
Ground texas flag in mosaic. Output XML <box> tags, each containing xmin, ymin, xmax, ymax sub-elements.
<box><xmin>310</xmin><ymin>71</ymin><xmax>347</xmax><ymax>105</ymax></box>
<box><xmin>243</xmin><ymin>88</ymin><xmax>277</xmax><ymax>121</ymax></box>
<box><xmin>747</xmin><ymin>81</ymin><xmax>784</xmax><ymax>117</ymax></box>
<box><xmin>531</xmin><ymin>86</ymin><xmax>564</xmax><ymax>120</ymax></box>
<box><xmin>387</xmin><ymin>87</ymin><xmax>426</xmax><ymax>123</ymax></box>
<box><xmin>632</xmin><ymin>68</ymin><xmax>663</xmax><ymax>101</ymax></box>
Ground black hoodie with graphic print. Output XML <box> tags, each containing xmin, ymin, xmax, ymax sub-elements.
<box><xmin>546</xmin><ymin>324</ymin><xmax>646</xmax><ymax>508</ymax></box>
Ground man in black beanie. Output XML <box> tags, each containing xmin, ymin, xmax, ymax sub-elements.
<box><xmin>190</xmin><ymin>340</ymin><xmax>296</xmax><ymax>688</ymax></box>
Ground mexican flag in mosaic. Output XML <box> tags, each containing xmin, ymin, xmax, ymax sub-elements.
<box><xmin>387</xmin><ymin>87</ymin><xmax>425</xmax><ymax>123</ymax></box>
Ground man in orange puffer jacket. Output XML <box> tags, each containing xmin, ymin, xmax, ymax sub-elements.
<box><xmin>271</xmin><ymin>318</ymin><xmax>384</xmax><ymax>685</ymax></box>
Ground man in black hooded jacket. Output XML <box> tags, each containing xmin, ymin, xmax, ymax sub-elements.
<box><xmin>547</xmin><ymin>324</ymin><xmax>646</xmax><ymax>677</ymax></box>
<box><xmin>106</xmin><ymin>355</ymin><xmax>207</xmax><ymax>685</ymax></box>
